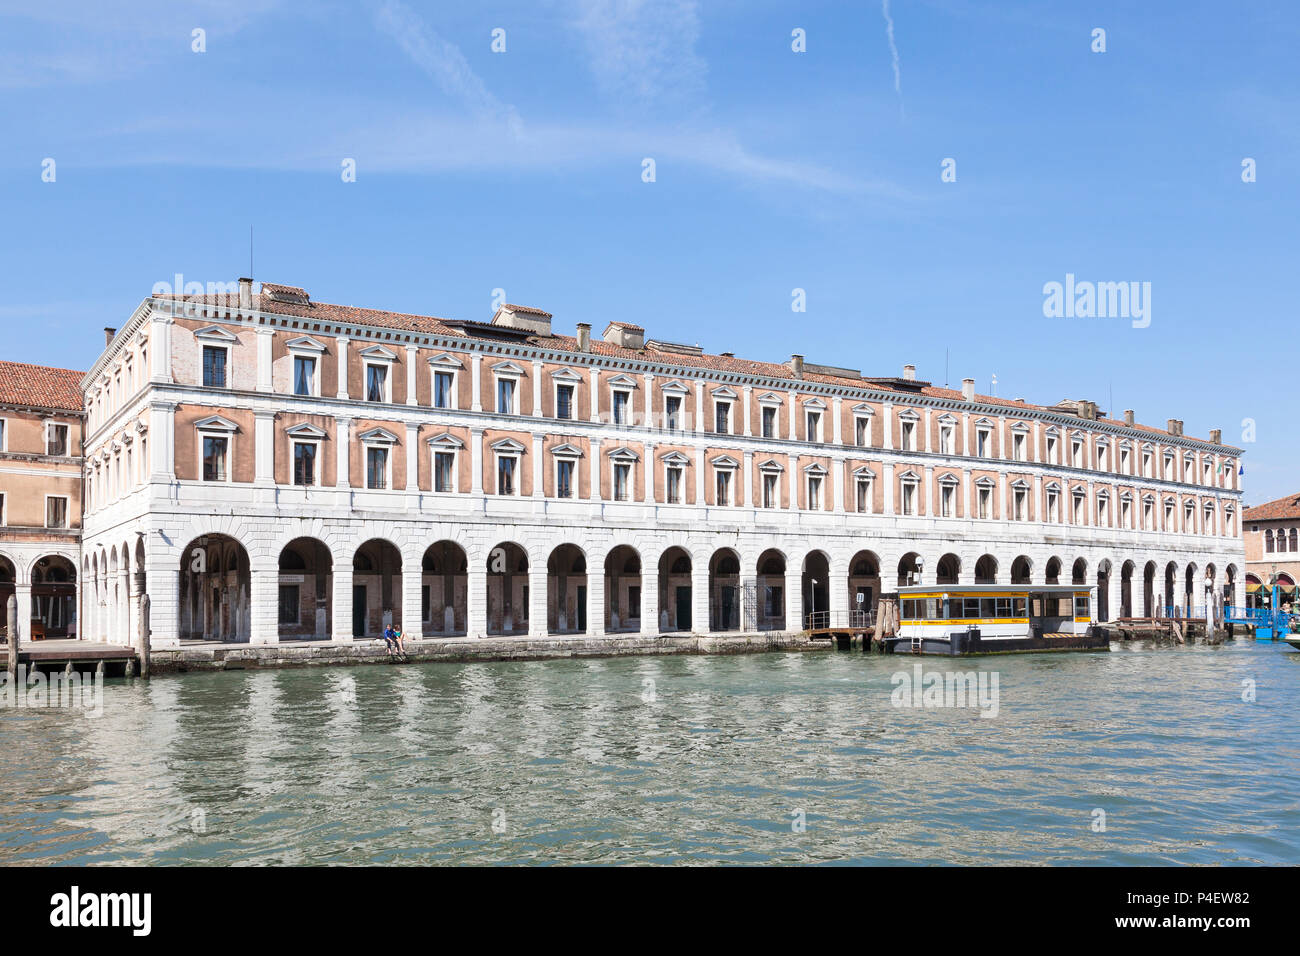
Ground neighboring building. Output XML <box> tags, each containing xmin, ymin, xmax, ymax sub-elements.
<box><xmin>0</xmin><ymin>361</ymin><xmax>85</xmax><ymax>639</ymax></box>
<box><xmin>73</xmin><ymin>278</ymin><xmax>1247</xmax><ymax>648</ymax></box>
<box><xmin>1242</xmin><ymin>493</ymin><xmax>1300</xmax><ymax>608</ymax></box>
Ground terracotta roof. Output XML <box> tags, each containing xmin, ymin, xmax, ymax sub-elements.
<box><xmin>605</xmin><ymin>320</ymin><xmax>645</xmax><ymax>332</ymax></box>
<box><xmin>153</xmin><ymin>286</ymin><xmax>1233</xmax><ymax>447</ymax></box>
<box><xmin>1244</xmin><ymin>494</ymin><xmax>1300</xmax><ymax>522</ymax></box>
<box><xmin>0</xmin><ymin>360</ymin><xmax>85</xmax><ymax>412</ymax></box>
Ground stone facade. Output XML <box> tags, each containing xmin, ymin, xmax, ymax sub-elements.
<box><xmin>76</xmin><ymin>281</ymin><xmax>1247</xmax><ymax>648</ymax></box>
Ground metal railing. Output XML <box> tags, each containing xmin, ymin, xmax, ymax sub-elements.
<box><xmin>804</xmin><ymin>609</ymin><xmax>875</xmax><ymax>631</ymax></box>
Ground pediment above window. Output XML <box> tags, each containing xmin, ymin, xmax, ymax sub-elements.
<box><xmin>358</xmin><ymin>427</ymin><xmax>400</xmax><ymax>444</ymax></box>
<box><xmin>427</xmin><ymin>432</ymin><xmax>465</xmax><ymax>449</ymax></box>
<box><xmin>428</xmin><ymin>352</ymin><xmax>465</xmax><ymax>369</ymax></box>
<box><xmin>285</xmin><ymin>423</ymin><xmax>327</xmax><ymax>439</ymax></box>
<box><xmin>490</xmin><ymin>437</ymin><xmax>526</xmax><ymax>453</ymax></box>
<box><xmin>194</xmin><ymin>415</ymin><xmax>239</xmax><ymax>432</ymax></box>
<box><xmin>286</xmin><ymin>336</ymin><xmax>327</xmax><ymax>354</ymax></box>
<box><xmin>194</xmin><ymin>325</ymin><xmax>238</xmax><ymax>343</ymax></box>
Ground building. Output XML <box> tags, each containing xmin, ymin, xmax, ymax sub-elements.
<box><xmin>71</xmin><ymin>278</ymin><xmax>1244</xmax><ymax>648</ymax></box>
<box><xmin>1242</xmin><ymin>493</ymin><xmax>1300</xmax><ymax>609</ymax></box>
<box><xmin>0</xmin><ymin>361</ymin><xmax>85</xmax><ymax>639</ymax></box>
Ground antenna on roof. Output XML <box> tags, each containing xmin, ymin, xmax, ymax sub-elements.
<box><xmin>249</xmin><ymin>226</ymin><xmax>254</xmax><ymax>280</ymax></box>
<box><xmin>944</xmin><ymin>348</ymin><xmax>949</xmax><ymax>388</ymax></box>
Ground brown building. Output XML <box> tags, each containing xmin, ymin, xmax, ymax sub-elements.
<box><xmin>1243</xmin><ymin>493</ymin><xmax>1300</xmax><ymax>608</ymax></box>
<box><xmin>0</xmin><ymin>361</ymin><xmax>85</xmax><ymax>638</ymax></box>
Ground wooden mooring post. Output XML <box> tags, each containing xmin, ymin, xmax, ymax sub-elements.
<box><xmin>139</xmin><ymin>592</ymin><xmax>152</xmax><ymax>679</ymax></box>
<box><xmin>6</xmin><ymin>593</ymin><xmax>17</xmax><ymax>680</ymax></box>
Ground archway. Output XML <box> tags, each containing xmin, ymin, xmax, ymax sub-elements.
<box><xmin>1184</xmin><ymin>563</ymin><xmax>1198</xmax><ymax>617</ymax></box>
<box><xmin>756</xmin><ymin>549</ymin><xmax>786</xmax><ymax>630</ymax></box>
<box><xmin>278</xmin><ymin>539</ymin><xmax>333</xmax><ymax>641</ymax></box>
<box><xmin>897</xmin><ymin>551</ymin><xmax>922</xmax><ymax>587</ymax></box>
<box><xmin>709</xmin><ymin>548</ymin><xmax>741</xmax><ymax>631</ymax></box>
<box><xmin>847</xmin><ymin>550</ymin><xmax>881</xmax><ymax>621</ymax></box>
<box><xmin>1143</xmin><ymin>561</ymin><xmax>1157</xmax><ymax>617</ymax></box>
<box><xmin>936</xmin><ymin>553</ymin><xmax>960</xmax><ymax>586</ymax></box>
<box><xmin>548</xmin><ymin>544</ymin><xmax>587</xmax><ymax>634</ymax></box>
<box><xmin>422</xmin><ymin>540</ymin><xmax>467</xmax><ymax>636</ymax></box>
<box><xmin>1096</xmin><ymin>559</ymin><xmax>1112</xmax><ymax>623</ymax></box>
<box><xmin>1071</xmin><ymin>558</ymin><xmax>1088</xmax><ymax>586</ymax></box>
<box><xmin>179</xmin><ymin>534</ymin><xmax>251</xmax><ymax>642</ymax></box>
<box><xmin>353</xmin><ymin>539</ymin><xmax>402</xmax><ymax>638</ymax></box>
<box><xmin>975</xmin><ymin>554</ymin><xmax>998</xmax><ymax>585</ymax></box>
<box><xmin>31</xmin><ymin>555</ymin><xmax>77</xmax><ymax>638</ymax></box>
<box><xmin>1044</xmin><ymin>556</ymin><xmax>1062</xmax><ymax>585</ymax></box>
<box><xmin>487</xmin><ymin>542</ymin><xmax>529</xmax><ymax>635</ymax></box>
<box><xmin>1164</xmin><ymin>561</ymin><xmax>1177</xmax><ymax>615</ymax></box>
<box><xmin>604</xmin><ymin>545</ymin><xmax>642</xmax><ymax>634</ymax></box>
<box><xmin>657</xmin><ymin>547</ymin><xmax>692</xmax><ymax>632</ymax></box>
<box><xmin>1224</xmin><ymin>564</ymin><xmax>1237</xmax><ymax>607</ymax></box>
<box><xmin>1011</xmin><ymin>555</ymin><xmax>1032</xmax><ymax>585</ymax></box>
<box><xmin>1121</xmin><ymin>560</ymin><xmax>1135</xmax><ymax>618</ymax></box>
<box><xmin>801</xmin><ymin>550</ymin><xmax>830</xmax><ymax>629</ymax></box>
<box><xmin>0</xmin><ymin>555</ymin><xmax>15</xmax><ymax>638</ymax></box>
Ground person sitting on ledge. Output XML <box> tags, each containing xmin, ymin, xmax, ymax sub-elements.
<box><xmin>393</xmin><ymin>625</ymin><xmax>407</xmax><ymax>654</ymax></box>
<box><xmin>382</xmin><ymin>622</ymin><xmax>398</xmax><ymax>655</ymax></box>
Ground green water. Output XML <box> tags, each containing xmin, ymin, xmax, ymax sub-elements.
<box><xmin>2</xmin><ymin>641</ymin><xmax>1297</xmax><ymax>864</ymax></box>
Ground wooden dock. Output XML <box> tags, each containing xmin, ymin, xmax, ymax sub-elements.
<box><xmin>0</xmin><ymin>640</ymin><xmax>138</xmax><ymax>674</ymax></box>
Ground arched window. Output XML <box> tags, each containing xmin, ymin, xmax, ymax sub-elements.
<box><xmin>1266</xmin><ymin>530</ymin><xmax>1275</xmax><ymax>553</ymax></box>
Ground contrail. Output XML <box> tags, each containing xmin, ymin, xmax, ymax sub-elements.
<box><xmin>882</xmin><ymin>0</ymin><xmax>903</xmax><ymax>114</ymax></box>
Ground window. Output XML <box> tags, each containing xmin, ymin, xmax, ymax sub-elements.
<box><xmin>202</xmin><ymin>436</ymin><xmax>229</xmax><ymax>482</ymax></box>
<box><xmin>293</xmin><ymin>441</ymin><xmax>317</xmax><ymax>486</ymax></box>
<box><xmin>900</xmin><ymin>480</ymin><xmax>917</xmax><ymax>516</ymax></box>
<box><xmin>293</xmin><ymin>356</ymin><xmax>316</xmax><ymax>396</ymax></box>
<box><xmin>612</xmin><ymin>390</ymin><xmax>630</xmax><ymax>426</ymax></box>
<box><xmin>434</xmin><ymin>371</ymin><xmax>455</xmax><ymax>409</ymax></box>
<box><xmin>1266</xmin><ymin>529</ymin><xmax>1275</xmax><ymax>552</ymax></box>
<box><xmin>857</xmin><ymin>476</ymin><xmax>874</xmax><ymax>513</ymax></box>
<box><xmin>366</xmin><ymin>447</ymin><xmax>389</xmax><ymax>490</ymax></box>
<box><xmin>1014</xmin><ymin>487</ymin><xmax>1027</xmax><ymax>520</ymax></box>
<box><xmin>1047</xmin><ymin>489</ymin><xmax>1060</xmax><ymax>523</ymax></box>
<box><xmin>763</xmin><ymin>472</ymin><xmax>778</xmax><ymax>508</ymax></box>
<box><xmin>366</xmin><ymin>364</ymin><xmax>388</xmax><ymax>403</ymax></box>
<box><xmin>764</xmin><ymin>407</ymin><xmax>778</xmax><ymax>439</ymax></box>
<box><xmin>497</xmin><ymin>455</ymin><xmax>517</xmax><ymax>495</ymax></box>
<box><xmin>1046</xmin><ymin>434</ymin><xmax>1058</xmax><ymax>464</ymax></box>
<box><xmin>900</xmin><ymin>419</ymin><xmax>916</xmax><ymax>452</ymax></box>
<box><xmin>715</xmin><ymin>469</ymin><xmax>732</xmax><ymax>506</ymax></box>
<box><xmin>666</xmin><ymin>466</ymin><xmax>683</xmax><ymax>504</ymax></box>
<box><xmin>1120</xmin><ymin>446</ymin><xmax>1131</xmax><ymax>474</ymax></box>
<box><xmin>279</xmin><ymin>585</ymin><xmax>300</xmax><ymax>625</ymax></box>
<box><xmin>806</xmin><ymin>410</ymin><xmax>821</xmax><ymax>443</ymax></box>
<box><xmin>1097</xmin><ymin>442</ymin><xmax>1108</xmax><ymax>471</ymax></box>
<box><xmin>976</xmin><ymin>427</ymin><xmax>991</xmax><ymax>458</ymax></box>
<box><xmin>665</xmin><ymin>395</ymin><xmax>682</xmax><ymax>431</ymax></box>
<box><xmin>0</xmin><ymin>493</ymin><xmax>5</xmax><ymax>525</ymax></box>
<box><xmin>1012</xmin><ymin>431</ymin><xmax>1026</xmax><ymax>462</ymax></box>
<box><xmin>628</xmin><ymin>586</ymin><xmax>641</xmax><ymax>622</ymax></box>
<box><xmin>44</xmin><ymin>423</ymin><xmax>69</xmax><ymax>456</ymax></box>
<box><xmin>1163</xmin><ymin>455</ymin><xmax>1174</xmax><ymax>481</ymax></box>
<box><xmin>435</xmin><ymin>451</ymin><xmax>456</xmax><ymax>493</ymax></box>
<box><xmin>1098</xmin><ymin>495</ymin><xmax>1109</xmax><ymax>526</ymax></box>
<box><xmin>613</xmin><ymin>462</ymin><xmax>630</xmax><ymax>501</ymax></box>
<box><xmin>1072</xmin><ymin>492</ymin><xmax>1085</xmax><ymax>524</ymax></box>
<box><xmin>855</xmin><ymin>416</ymin><xmax>870</xmax><ymax>446</ymax></box>
<box><xmin>497</xmin><ymin>377</ymin><xmax>516</xmax><ymax>415</ymax></box>
<box><xmin>939</xmin><ymin>422</ymin><xmax>955</xmax><ymax>455</ymax></box>
<box><xmin>764</xmin><ymin>587</ymin><xmax>783</xmax><ymax>618</ymax></box>
<box><xmin>0</xmin><ymin>419</ymin><xmax>5</xmax><ymax>451</ymax></box>
<box><xmin>940</xmin><ymin>482</ymin><xmax>954</xmax><ymax>517</ymax></box>
<box><xmin>556</xmin><ymin>384</ymin><xmax>574</xmax><ymax>420</ymax></box>
<box><xmin>202</xmin><ymin>345</ymin><xmax>228</xmax><ymax>388</ymax></box>
<box><xmin>1143</xmin><ymin>499</ymin><xmax>1153</xmax><ymax>530</ymax></box>
<box><xmin>715</xmin><ymin>401</ymin><xmax>731</xmax><ymax>435</ymax></box>
<box><xmin>1142</xmin><ymin>450</ymin><xmax>1152</xmax><ymax>478</ymax></box>
<box><xmin>556</xmin><ymin>459</ymin><xmax>574</xmax><ymax>498</ymax></box>
<box><xmin>1074</xmin><ymin>595</ymin><xmax>1091</xmax><ymax>619</ymax></box>
<box><xmin>978</xmin><ymin>486</ymin><xmax>992</xmax><ymax>519</ymax></box>
<box><xmin>1071</xmin><ymin>439</ymin><xmax>1083</xmax><ymax>468</ymax></box>
<box><xmin>807</xmin><ymin>474</ymin><xmax>822</xmax><ymax>509</ymax></box>
<box><xmin>45</xmin><ymin>495</ymin><xmax>69</xmax><ymax>529</ymax></box>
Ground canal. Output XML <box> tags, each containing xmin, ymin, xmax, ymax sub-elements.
<box><xmin>2</xmin><ymin>641</ymin><xmax>1297</xmax><ymax>865</ymax></box>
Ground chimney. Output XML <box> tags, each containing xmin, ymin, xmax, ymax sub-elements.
<box><xmin>576</xmin><ymin>323</ymin><xmax>591</xmax><ymax>352</ymax></box>
<box><xmin>1177</xmin><ymin>419</ymin><xmax>1185</xmax><ymax>436</ymax></box>
<box><xmin>1124</xmin><ymin>409</ymin><xmax>1135</xmax><ymax>426</ymax></box>
<box><xmin>1167</xmin><ymin>419</ymin><xmax>1180</xmax><ymax>436</ymax></box>
<box><xmin>1210</xmin><ymin>428</ymin><xmax>1222</xmax><ymax>444</ymax></box>
<box><xmin>903</xmin><ymin>364</ymin><xmax>916</xmax><ymax>381</ymax></box>
<box><xmin>961</xmin><ymin>378</ymin><xmax>975</xmax><ymax>402</ymax></box>
<box><xmin>790</xmin><ymin>354</ymin><xmax>804</xmax><ymax>379</ymax></box>
<box><xmin>239</xmin><ymin>277</ymin><xmax>252</xmax><ymax>309</ymax></box>
<box><xmin>103</xmin><ymin>327</ymin><xmax>116</xmax><ymax>347</ymax></box>
<box><xmin>1081</xmin><ymin>401</ymin><xmax>1097</xmax><ymax>421</ymax></box>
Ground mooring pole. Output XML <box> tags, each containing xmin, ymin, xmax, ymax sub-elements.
<box><xmin>139</xmin><ymin>592</ymin><xmax>152</xmax><ymax>679</ymax></box>
<box><xmin>6</xmin><ymin>593</ymin><xmax>17</xmax><ymax>680</ymax></box>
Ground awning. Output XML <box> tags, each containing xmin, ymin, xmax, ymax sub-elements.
<box><xmin>1246</xmin><ymin>582</ymin><xmax>1262</xmax><ymax>592</ymax></box>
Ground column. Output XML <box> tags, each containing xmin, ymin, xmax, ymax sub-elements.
<box><xmin>406</xmin><ymin>345</ymin><xmax>419</xmax><ymax>406</ymax></box>
<box><xmin>150</xmin><ymin>313</ymin><xmax>175</xmax><ymax>384</ymax></box>
<box><xmin>999</xmin><ymin>472</ymin><xmax>1008</xmax><ymax>521</ymax></box>
<box><xmin>785</xmin><ymin>570</ymin><xmax>803</xmax><ymax>631</ymax></box>
<box><xmin>962</xmin><ymin>469</ymin><xmax>972</xmax><ymax>518</ymax></box>
<box><xmin>532</xmin><ymin>434</ymin><xmax>544</xmax><ymax>499</ymax></box>
<box><xmin>882</xmin><ymin>403</ymin><xmax>893</xmax><ymax>450</ymax></box>
<box><xmin>249</xmin><ymin>563</ymin><xmax>279</xmax><ymax>645</ymax></box>
<box><xmin>150</xmin><ymin>567</ymin><xmax>181</xmax><ymax>648</ymax></box>
<box><xmin>641</xmin><ymin>569</ymin><xmax>659</xmax><ymax>636</ymax></box>
<box><xmin>591</xmin><ymin>368</ymin><xmax>602</xmax><ymax>423</ymax></box>
<box><xmin>884</xmin><ymin>463</ymin><xmax>895</xmax><ymax>514</ymax></box>
<box><xmin>336</xmin><ymin>417</ymin><xmax>352</xmax><ymax>488</ymax></box>
<box><xmin>697</xmin><ymin>447</ymin><xmax>707</xmax><ymax>506</ymax></box>
<box><xmin>467</xmin><ymin>565</ymin><xmax>488</xmax><ymax>638</ymax></box>
<box><xmin>788</xmin><ymin>453</ymin><xmax>798</xmax><ymax>511</ymax></box>
<box><xmin>645</xmin><ymin>440</ymin><xmax>656</xmax><ymax>503</ymax></box>
<box><xmin>471</xmin><ymin>354</ymin><xmax>483</xmax><ymax>412</ymax></box>
<box><xmin>530</xmin><ymin>360</ymin><xmax>543</xmax><ymax>417</ymax></box>
<box><xmin>743</xmin><ymin>385</ymin><xmax>753</xmax><ymax>437</ymax></box>
<box><xmin>332</xmin><ymin>567</ymin><xmax>354</xmax><ymax>641</ymax></box>
<box><xmin>150</xmin><ymin>403</ymin><xmax>176</xmax><ymax>479</ymax></box>
<box><xmin>256</xmin><ymin>328</ymin><xmax>274</xmax><ymax>392</ymax></box>
<box><xmin>962</xmin><ymin>412</ymin><xmax>971</xmax><ymax>456</ymax></box>
<box><xmin>255</xmin><ymin>410</ymin><xmax>275</xmax><ymax>486</ymax></box>
<box><xmin>923</xmin><ymin>466</ymin><xmax>934</xmax><ymax>517</ymax></box>
<box><xmin>788</xmin><ymin>390</ymin><xmax>797</xmax><ymax>438</ymax></box>
<box><xmin>405</xmin><ymin>423</ymin><xmax>419</xmax><ymax>491</ymax></box>
<box><xmin>336</xmin><ymin>337</ymin><xmax>351</xmax><ymax>399</ymax></box>
<box><xmin>470</xmin><ymin>427</ymin><xmax>484</xmax><ymax>494</ymax></box>
<box><xmin>923</xmin><ymin>408</ymin><xmax>932</xmax><ymax>453</ymax></box>
<box><xmin>692</xmin><ymin>565</ymin><xmax>710</xmax><ymax>634</ymax></box>
<box><xmin>743</xmin><ymin>450</ymin><xmax>753</xmax><ymax>509</ymax></box>
<box><xmin>402</xmin><ymin>547</ymin><xmax>423</xmax><ymax>639</ymax></box>
<box><xmin>587</xmin><ymin>556</ymin><xmax>605</xmax><ymax>636</ymax></box>
<box><xmin>14</xmin><ymin>584</ymin><xmax>31</xmax><ymax>643</ymax></box>
<box><xmin>696</xmin><ymin>383</ymin><xmax>706</xmax><ymax>433</ymax></box>
<box><xmin>590</xmin><ymin>438</ymin><xmax>603</xmax><ymax>501</ymax></box>
<box><xmin>833</xmin><ymin>458</ymin><xmax>846</xmax><ymax>513</ymax></box>
<box><xmin>832</xmin><ymin>396</ymin><xmax>842</xmax><ymax>445</ymax></box>
<box><xmin>528</xmin><ymin>566</ymin><xmax>547</xmax><ymax>637</ymax></box>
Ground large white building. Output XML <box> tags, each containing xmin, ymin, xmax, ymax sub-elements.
<box><xmin>77</xmin><ymin>279</ymin><xmax>1246</xmax><ymax>649</ymax></box>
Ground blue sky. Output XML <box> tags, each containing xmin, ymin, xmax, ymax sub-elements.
<box><xmin>0</xmin><ymin>0</ymin><xmax>1295</xmax><ymax>503</ymax></box>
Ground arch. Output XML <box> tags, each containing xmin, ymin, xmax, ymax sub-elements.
<box><xmin>756</xmin><ymin>548</ymin><xmax>787</xmax><ymax>630</ymax></box>
<box><xmin>0</xmin><ymin>554</ymin><xmax>15</xmax><ymax>638</ymax></box>
<box><xmin>1095</xmin><ymin>559</ymin><xmax>1112</xmax><ymax>623</ymax></box>
<box><xmin>1184</xmin><ymin>562</ymin><xmax>1199</xmax><ymax>616</ymax></box>
<box><xmin>1224</xmin><ymin>564</ymin><xmax>1238</xmax><ymax>606</ymax></box>
<box><xmin>278</xmin><ymin>538</ymin><xmax>334</xmax><ymax>641</ymax></box>
<box><xmin>1010</xmin><ymin>555</ymin><xmax>1033</xmax><ymax>585</ymax></box>
<box><xmin>604</xmin><ymin>545</ymin><xmax>642</xmax><ymax>634</ymax></box>
<box><xmin>801</xmin><ymin>550</ymin><xmax>831</xmax><ymax>630</ymax></box>
<box><xmin>422</xmin><ymin>540</ymin><xmax>468</xmax><ymax>636</ymax></box>
<box><xmin>487</xmin><ymin>541</ymin><xmax>529</xmax><ymax>636</ymax></box>
<box><xmin>1164</xmin><ymin>561</ymin><xmax>1178</xmax><ymax>615</ymax></box>
<box><xmin>1143</xmin><ymin>561</ymin><xmax>1157</xmax><ymax>617</ymax></box>
<box><xmin>1071</xmin><ymin>557</ymin><xmax>1088</xmax><ymax>586</ymax></box>
<box><xmin>353</xmin><ymin>539</ymin><xmax>403</xmax><ymax>637</ymax></box>
<box><xmin>709</xmin><ymin>548</ymin><xmax>742</xmax><ymax>631</ymax></box>
<box><xmin>179</xmin><ymin>534</ymin><xmax>252</xmax><ymax>642</ymax></box>
<box><xmin>30</xmin><ymin>555</ymin><xmax>78</xmax><ymax>638</ymax></box>
<box><xmin>974</xmin><ymin>554</ymin><xmax>998</xmax><ymax>585</ymax></box>
<box><xmin>897</xmin><ymin>551</ymin><xmax>922</xmax><ymax>587</ymax></box>
<box><xmin>847</xmin><ymin>549</ymin><xmax>881</xmax><ymax>621</ymax></box>
<box><xmin>548</xmin><ymin>544</ymin><xmax>587</xmax><ymax>635</ymax></box>
<box><xmin>657</xmin><ymin>546</ymin><xmax>692</xmax><ymax>632</ymax></box>
<box><xmin>935</xmin><ymin>553</ymin><xmax>961</xmax><ymax>586</ymax></box>
<box><xmin>1044</xmin><ymin>556</ymin><xmax>1063</xmax><ymax>585</ymax></box>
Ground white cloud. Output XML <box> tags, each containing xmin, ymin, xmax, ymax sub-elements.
<box><xmin>570</xmin><ymin>0</ymin><xmax>707</xmax><ymax>107</ymax></box>
<box><xmin>882</xmin><ymin>0</ymin><xmax>903</xmax><ymax>111</ymax></box>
